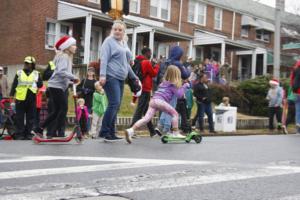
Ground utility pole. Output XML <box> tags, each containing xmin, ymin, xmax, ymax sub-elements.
<box><xmin>274</xmin><ymin>0</ymin><xmax>284</xmax><ymax>78</ymax></box>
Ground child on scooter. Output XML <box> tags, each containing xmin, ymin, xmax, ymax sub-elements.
<box><xmin>125</xmin><ymin>65</ymin><xmax>190</xmax><ymax>144</ymax></box>
<box><xmin>76</xmin><ymin>98</ymin><xmax>89</xmax><ymax>138</ymax></box>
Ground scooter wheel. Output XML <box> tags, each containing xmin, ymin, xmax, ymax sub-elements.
<box><xmin>192</xmin><ymin>135</ymin><xmax>202</xmax><ymax>144</ymax></box>
<box><xmin>161</xmin><ymin>136</ymin><xmax>168</xmax><ymax>144</ymax></box>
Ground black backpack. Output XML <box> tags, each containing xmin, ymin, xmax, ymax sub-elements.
<box><xmin>132</xmin><ymin>59</ymin><xmax>144</xmax><ymax>82</ymax></box>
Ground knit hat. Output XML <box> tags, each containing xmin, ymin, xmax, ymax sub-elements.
<box><xmin>55</xmin><ymin>36</ymin><xmax>76</xmax><ymax>51</ymax></box>
<box><xmin>269</xmin><ymin>79</ymin><xmax>279</xmax><ymax>86</ymax></box>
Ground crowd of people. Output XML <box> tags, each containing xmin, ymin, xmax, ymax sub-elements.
<box><xmin>2</xmin><ymin>19</ymin><xmax>299</xmax><ymax>142</ymax></box>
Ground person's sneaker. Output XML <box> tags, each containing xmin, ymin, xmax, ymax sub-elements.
<box><xmin>104</xmin><ymin>136</ymin><xmax>123</xmax><ymax>143</ymax></box>
<box><xmin>125</xmin><ymin>128</ymin><xmax>134</xmax><ymax>144</ymax></box>
<box><xmin>210</xmin><ymin>130</ymin><xmax>217</xmax><ymax>134</ymax></box>
<box><xmin>282</xmin><ymin>126</ymin><xmax>288</xmax><ymax>134</ymax></box>
<box><xmin>112</xmin><ymin>135</ymin><xmax>124</xmax><ymax>140</ymax></box>
<box><xmin>31</xmin><ymin>127</ymin><xmax>44</xmax><ymax>137</ymax></box>
<box><xmin>154</xmin><ymin>128</ymin><xmax>162</xmax><ymax>137</ymax></box>
<box><xmin>173</xmin><ymin>132</ymin><xmax>186</xmax><ymax>138</ymax></box>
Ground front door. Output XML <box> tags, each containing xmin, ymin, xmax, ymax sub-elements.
<box><xmin>90</xmin><ymin>27</ymin><xmax>102</xmax><ymax>62</ymax></box>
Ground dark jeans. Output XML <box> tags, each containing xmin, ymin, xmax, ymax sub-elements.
<box><xmin>176</xmin><ymin>98</ymin><xmax>191</xmax><ymax>133</ymax></box>
<box><xmin>286</xmin><ymin>100</ymin><xmax>295</xmax><ymax>127</ymax></box>
<box><xmin>15</xmin><ymin>93</ymin><xmax>36</xmax><ymax>138</ymax></box>
<box><xmin>269</xmin><ymin>106</ymin><xmax>282</xmax><ymax>130</ymax></box>
<box><xmin>99</xmin><ymin>76</ymin><xmax>124</xmax><ymax>138</ymax></box>
<box><xmin>131</xmin><ymin>91</ymin><xmax>155</xmax><ymax>135</ymax></box>
<box><xmin>42</xmin><ymin>88</ymin><xmax>68</xmax><ymax>137</ymax></box>
<box><xmin>46</xmin><ymin>89</ymin><xmax>68</xmax><ymax>137</ymax></box>
<box><xmin>197</xmin><ymin>102</ymin><xmax>214</xmax><ymax>132</ymax></box>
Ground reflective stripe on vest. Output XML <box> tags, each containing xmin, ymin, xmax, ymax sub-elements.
<box><xmin>15</xmin><ymin>70</ymin><xmax>39</xmax><ymax>101</ymax></box>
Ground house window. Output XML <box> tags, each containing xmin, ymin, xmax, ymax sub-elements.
<box><xmin>130</xmin><ymin>0</ymin><xmax>140</xmax><ymax>14</ymax></box>
<box><xmin>214</xmin><ymin>8</ymin><xmax>223</xmax><ymax>30</ymax></box>
<box><xmin>256</xmin><ymin>30</ymin><xmax>270</xmax><ymax>43</ymax></box>
<box><xmin>150</xmin><ymin>0</ymin><xmax>171</xmax><ymax>21</ymax></box>
<box><xmin>88</xmin><ymin>0</ymin><xmax>100</xmax><ymax>3</ymax></box>
<box><xmin>45</xmin><ymin>21</ymin><xmax>72</xmax><ymax>49</ymax></box>
<box><xmin>45</xmin><ymin>22</ymin><xmax>56</xmax><ymax>49</ymax></box>
<box><xmin>241</xmin><ymin>26</ymin><xmax>249</xmax><ymax>37</ymax></box>
<box><xmin>188</xmin><ymin>0</ymin><xmax>207</xmax><ymax>26</ymax></box>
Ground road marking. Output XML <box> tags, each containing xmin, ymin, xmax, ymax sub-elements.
<box><xmin>277</xmin><ymin>195</ymin><xmax>300</xmax><ymax>200</ymax></box>
<box><xmin>0</xmin><ymin>156</ymin><xmax>212</xmax><ymax>180</ymax></box>
<box><xmin>0</xmin><ymin>155</ymin><xmax>211</xmax><ymax>165</ymax></box>
<box><xmin>2</xmin><ymin>166</ymin><xmax>300</xmax><ymax>200</ymax></box>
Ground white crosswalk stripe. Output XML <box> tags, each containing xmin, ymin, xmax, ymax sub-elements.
<box><xmin>0</xmin><ymin>155</ymin><xmax>300</xmax><ymax>200</ymax></box>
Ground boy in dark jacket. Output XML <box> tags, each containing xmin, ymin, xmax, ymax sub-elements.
<box><xmin>193</xmin><ymin>74</ymin><xmax>216</xmax><ymax>134</ymax></box>
<box><xmin>131</xmin><ymin>47</ymin><xmax>160</xmax><ymax>137</ymax></box>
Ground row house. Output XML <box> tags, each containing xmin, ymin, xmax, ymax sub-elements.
<box><xmin>0</xmin><ymin>0</ymin><xmax>299</xmax><ymax>82</ymax></box>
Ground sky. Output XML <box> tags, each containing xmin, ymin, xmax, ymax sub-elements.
<box><xmin>255</xmin><ymin>0</ymin><xmax>300</xmax><ymax>15</ymax></box>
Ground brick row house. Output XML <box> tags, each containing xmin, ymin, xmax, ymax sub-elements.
<box><xmin>0</xmin><ymin>0</ymin><xmax>300</xmax><ymax>83</ymax></box>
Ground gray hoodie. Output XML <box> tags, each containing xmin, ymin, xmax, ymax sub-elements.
<box><xmin>48</xmin><ymin>53</ymin><xmax>76</xmax><ymax>91</ymax></box>
<box><xmin>100</xmin><ymin>36</ymin><xmax>136</xmax><ymax>80</ymax></box>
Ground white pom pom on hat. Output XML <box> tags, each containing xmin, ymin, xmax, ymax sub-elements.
<box><xmin>269</xmin><ymin>79</ymin><xmax>279</xmax><ymax>86</ymax></box>
<box><xmin>55</xmin><ymin>36</ymin><xmax>76</xmax><ymax>51</ymax></box>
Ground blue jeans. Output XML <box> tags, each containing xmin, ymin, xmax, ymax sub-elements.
<box><xmin>99</xmin><ymin>76</ymin><xmax>124</xmax><ymax>138</ymax></box>
<box><xmin>197</xmin><ymin>102</ymin><xmax>214</xmax><ymax>132</ymax></box>
<box><xmin>295</xmin><ymin>94</ymin><xmax>300</xmax><ymax>126</ymax></box>
<box><xmin>159</xmin><ymin>96</ymin><xmax>177</xmax><ymax>132</ymax></box>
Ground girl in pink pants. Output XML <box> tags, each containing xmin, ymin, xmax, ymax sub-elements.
<box><xmin>125</xmin><ymin>65</ymin><xmax>190</xmax><ymax>144</ymax></box>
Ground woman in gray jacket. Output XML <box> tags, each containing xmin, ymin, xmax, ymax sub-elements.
<box><xmin>99</xmin><ymin>20</ymin><xmax>138</xmax><ymax>142</ymax></box>
<box><xmin>33</xmin><ymin>36</ymin><xmax>79</xmax><ymax>138</ymax></box>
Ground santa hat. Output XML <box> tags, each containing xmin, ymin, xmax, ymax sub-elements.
<box><xmin>269</xmin><ymin>79</ymin><xmax>279</xmax><ymax>86</ymax></box>
<box><xmin>55</xmin><ymin>36</ymin><xmax>76</xmax><ymax>51</ymax></box>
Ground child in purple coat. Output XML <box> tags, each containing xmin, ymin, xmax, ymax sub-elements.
<box><xmin>76</xmin><ymin>98</ymin><xmax>89</xmax><ymax>138</ymax></box>
<box><xmin>125</xmin><ymin>65</ymin><xmax>190</xmax><ymax>144</ymax></box>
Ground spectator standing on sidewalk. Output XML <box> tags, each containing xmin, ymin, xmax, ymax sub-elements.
<box><xmin>266</xmin><ymin>79</ymin><xmax>283</xmax><ymax>132</ymax></box>
<box><xmin>290</xmin><ymin>60</ymin><xmax>300</xmax><ymax>133</ymax></box>
<box><xmin>0</xmin><ymin>66</ymin><xmax>8</xmax><ymax>127</ymax></box>
<box><xmin>130</xmin><ymin>47</ymin><xmax>160</xmax><ymax>137</ymax></box>
<box><xmin>10</xmin><ymin>56</ymin><xmax>43</xmax><ymax>140</ymax></box>
<box><xmin>77</xmin><ymin>67</ymin><xmax>96</xmax><ymax>113</ymax></box>
<box><xmin>90</xmin><ymin>81</ymin><xmax>107</xmax><ymax>139</ymax></box>
<box><xmin>193</xmin><ymin>74</ymin><xmax>216</xmax><ymax>134</ymax></box>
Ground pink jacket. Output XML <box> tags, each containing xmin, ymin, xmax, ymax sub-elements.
<box><xmin>76</xmin><ymin>106</ymin><xmax>89</xmax><ymax>121</ymax></box>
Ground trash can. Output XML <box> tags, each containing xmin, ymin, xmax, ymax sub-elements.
<box><xmin>214</xmin><ymin>106</ymin><xmax>237</xmax><ymax>132</ymax></box>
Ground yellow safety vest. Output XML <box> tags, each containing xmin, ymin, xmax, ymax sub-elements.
<box><xmin>49</xmin><ymin>61</ymin><xmax>56</xmax><ymax>70</ymax></box>
<box><xmin>15</xmin><ymin>70</ymin><xmax>39</xmax><ymax>101</ymax></box>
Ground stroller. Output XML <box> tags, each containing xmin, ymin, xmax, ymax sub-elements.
<box><xmin>0</xmin><ymin>98</ymin><xmax>16</xmax><ymax>140</ymax></box>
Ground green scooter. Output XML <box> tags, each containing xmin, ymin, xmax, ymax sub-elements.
<box><xmin>160</xmin><ymin>131</ymin><xmax>202</xmax><ymax>144</ymax></box>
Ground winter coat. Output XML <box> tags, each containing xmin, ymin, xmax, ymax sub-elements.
<box><xmin>135</xmin><ymin>55</ymin><xmax>160</xmax><ymax>92</ymax></box>
<box><xmin>76</xmin><ymin>106</ymin><xmax>89</xmax><ymax>121</ymax></box>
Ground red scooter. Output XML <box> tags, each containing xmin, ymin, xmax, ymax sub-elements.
<box><xmin>32</xmin><ymin>84</ymin><xmax>83</xmax><ymax>144</ymax></box>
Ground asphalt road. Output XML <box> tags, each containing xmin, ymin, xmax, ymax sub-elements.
<box><xmin>0</xmin><ymin>134</ymin><xmax>300</xmax><ymax>200</ymax></box>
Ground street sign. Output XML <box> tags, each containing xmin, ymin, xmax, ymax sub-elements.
<box><xmin>283</xmin><ymin>43</ymin><xmax>300</xmax><ymax>50</ymax></box>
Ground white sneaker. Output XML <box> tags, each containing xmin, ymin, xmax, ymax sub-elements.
<box><xmin>125</xmin><ymin>128</ymin><xmax>134</xmax><ymax>144</ymax></box>
<box><xmin>173</xmin><ymin>132</ymin><xmax>186</xmax><ymax>138</ymax></box>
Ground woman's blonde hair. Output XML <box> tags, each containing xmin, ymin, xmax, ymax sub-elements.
<box><xmin>77</xmin><ymin>98</ymin><xmax>85</xmax><ymax>105</ymax></box>
<box><xmin>111</xmin><ymin>20</ymin><xmax>127</xmax><ymax>41</ymax></box>
<box><xmin>163</xmin><ymin>65</ymin><xmax>182</xmax><ymax>88</ymax></box>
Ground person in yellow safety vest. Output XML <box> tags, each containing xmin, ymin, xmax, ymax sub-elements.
<box><xmin>10</xmin><ymin>56</ymin><xmax>43</xmax><ymax>140</ymax></box>
<box><xmin>42</xmin><ymin>61</ymin><xmax>56</xmax><ymax>81</ymax></box>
